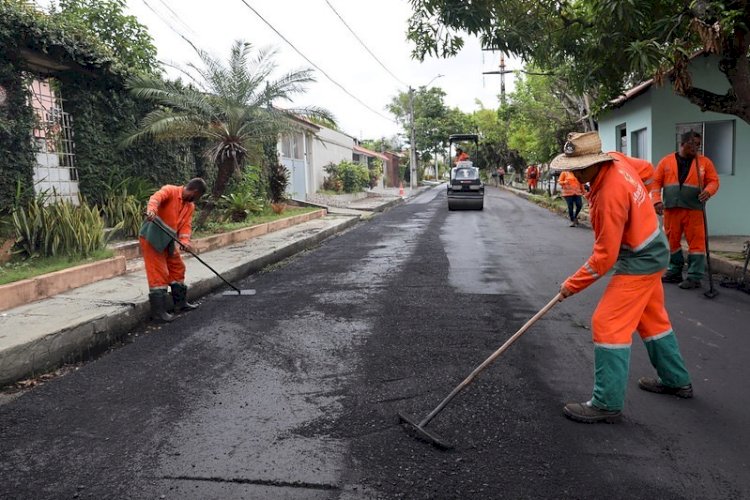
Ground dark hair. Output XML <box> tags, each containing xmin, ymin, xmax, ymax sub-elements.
<box><xmin>680</xmin><ymin>130</ymin><xmax>701</xmax><ymax>145</ymax></box>
<box><xmin>186</xmin><ymin>177</ymin><xmax>208</xmax><ymax>195</ymax></box>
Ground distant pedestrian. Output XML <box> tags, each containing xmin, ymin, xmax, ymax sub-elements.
<box><xmin>558</xmin><ymin>170</ymin><xmax>584</xmax><ymax>226</ymax></box>
<box><xmin>139</xmin><ymin>178</ymin><xmax>207</xmax><ymax>322</ymax></box>
<box><xmin>491</xmin><ymin>167</ymin><xmax>499</xmax><ymax>186</ymax></box>
<box><xmin>552</xmin><ymin>132</ymin><xmax>692</xmax><ymax>424</ymax></box>
<box><xmin>496</xmin><ymin>166</ymin><xmax>505</xmax><ymax>186</ymax></box>
<box><xmin>526</xmin><ymin>164</ymin><xmax>539</xmax><ymax>192</ymax></box>
<box><xmin>652</xmin><ymin>131</ymin><xmax>720</xmax><ymax>290</ymax></box>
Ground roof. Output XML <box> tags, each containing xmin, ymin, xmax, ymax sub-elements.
<box><xmin>287</xmin><ymin>113</ymin><xmax>321</xmax><ymax>131</ymax></box>
<box><xmin>449</xmin><ymin>133</ymin><xmax>479</xmax><ymax>143</ymax></box>
<box><xmin>353</xmin><ymin>145</ymin><xmax>388</xmax><ymax>161</ymax></box>
<box><xmin>608</xmin><ymin>51</ymin><xmax>708</xmax><ymax>109</ymax></box>
<box><xmin>609</xmin><ymin>78</ymin><xmax>654</xmax><ymax>108</ymax></box>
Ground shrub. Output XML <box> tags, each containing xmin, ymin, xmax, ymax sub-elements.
<box><xmin>220</xmin><ymin>191</ymin><xmax>263</xmax><ymax>222</ymax></box>
<box><xmin>324</xmin><ymin>161</ymin><xmax>369</xmax><ymax>193</ymax></box>
<box><xmin>12</xmin><ymin>196</ymin><xmax>121</xmax><ymax>258</ymax></box>
<box><xmin>268</xmin><ymin>162</ymin><xmax>289</xmax><ymax>203</ymax></box>
<box><xmin>100</xmin><ymin>175</ymin><xmax>156</xmax><ymax>237</ymax></box>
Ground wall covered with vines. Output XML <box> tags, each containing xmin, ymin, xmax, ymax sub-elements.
<box><xmin>0</xmin><ymin>2</ymin><xmax>208</xmax><ymax>213</ymax></box>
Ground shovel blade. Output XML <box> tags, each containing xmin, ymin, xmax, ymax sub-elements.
<box><xmin>222</xmin><ymin>289</ymin><xmax>256</xmax><ymax>296</ymax></box>
<box><xmin>704</xmin><ymin>289</ymin><xmax>719</xmax><ymax>299</ymax></box>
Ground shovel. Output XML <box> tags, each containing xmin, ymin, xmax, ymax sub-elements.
<box><xmin>398</xmin><ymin>293</ymin><xmax>561</xmax><ymax>450</ymax></box>
<box><xmin>151</xmin><ymin>219</ymin><xmax>256</xmax><ymax>296</ymax></box>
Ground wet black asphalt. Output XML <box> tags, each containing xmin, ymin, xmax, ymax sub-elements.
<box><xmin>1</xmin><ymin>186</ymin><xmax>748</xmax><ymax>499</ymax></box>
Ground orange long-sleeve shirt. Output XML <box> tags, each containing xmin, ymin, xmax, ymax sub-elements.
<box><xmin>147</xmin><ymin>185</ymin><xmax>195</xmax><ymax>245</ymax></box>
<box><xmin>651</xmin><ymin>153</ymin><xmax>719</xmax><ymax>209</ymax></box>
<box><xmin>558</xmin><ymin>171</ymin><xmax>583</xmax><ymax>197</ymax></box>
<box><xmin>563</xmin><ymin>155</ymin><xmax>668</xmax><ymax>294</ymax></box>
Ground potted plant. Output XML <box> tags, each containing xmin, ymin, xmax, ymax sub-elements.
<box><xmin>268</xmin><ymin>162</ymin><xmax>289</xmax><ymax>214</ymax></box>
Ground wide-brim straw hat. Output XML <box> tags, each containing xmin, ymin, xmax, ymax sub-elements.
<box><xmin>550</xmin><ymin>132</ymin><xmax>613</xmax><ymax>171</ymax></box>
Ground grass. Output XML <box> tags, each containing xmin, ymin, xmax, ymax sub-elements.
<box><xmin>194</xmin><ymin>206</ymin><xmax>319</xmax><ymax>238</ymax></box>
<box><xmin>0</xmin><ymin>249</ymin><xmax>114</xmax><ymax>286</ymax></box>
<box><xmin>714</xmin><ymin>251</ymin><xmax>747</xmax><ymax>263</ymax></box>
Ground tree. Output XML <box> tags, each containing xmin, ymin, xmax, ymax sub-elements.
<box><xmin>505</xmin><ymin>72</ymin><xmax>580</xmax><ymax>164</ymax></box>
<box><xmin>407</xmin><ymin>0</ymin><xmax>750</xmax><ymax>124</ymax></box>
<box><xmin>123</xmin><ymin>40</ymin><xmax>333</xmax><ymax>223</ymax></box>
<box><xmin>387</xmin><ymin>86</ymin><xmax>471</xmax><ymax>174</ymax></box>
<box><xmin>51</xmin><ymin>0</ymin><xmax>158</xmax><ymax>74</ymax></box>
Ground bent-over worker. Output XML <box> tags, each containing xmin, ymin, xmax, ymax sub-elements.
<box><xmin>552</xmin><ymin>132</ymin><xmax>693</xmax><ymax>424</ymax></box>
<box><xmin>139</xmin><ymin>178</ymin><xmax>207</xmax><ymax>322</ymax></box>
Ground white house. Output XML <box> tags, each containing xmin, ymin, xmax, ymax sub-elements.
<box><xmin>278</xmin><ymin>118</ymin><xmax>358</xmax><ymax>200</ymax></box>
<box><xmin>598</xmin><ymin>53</ymin><xmax>750</xmax><ymax>235</ymax></box>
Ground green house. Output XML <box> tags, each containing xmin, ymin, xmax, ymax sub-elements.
<box><xmin>598</xmin><ymin>54</ymin><xmax>749</xmax><ymax>236</ymax></box>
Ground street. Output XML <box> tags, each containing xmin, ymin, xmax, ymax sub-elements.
<box><xmin>1</xmin><ymin>186</ymin><xmax>748</xmax><ymax>499</ymax></box>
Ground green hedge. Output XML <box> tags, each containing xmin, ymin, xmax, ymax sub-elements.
<box><xmin>0</xmin><ymin>1</ymin><xmax>210</xmax><ymax>213</ymax></box>
<box><xmin>0</xmin><ymin>60</ymin><xmax>36</xmax><ymax>210</ymax></box>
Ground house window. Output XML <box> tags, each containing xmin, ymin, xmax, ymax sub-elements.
<box><xmin>675</xmin><ymin>121</ymin><xmax>735</xmax><ymax>175</ymax></box>
<box><xmin>615</xmin><ymin>124</ymin><xmax>627</xmax><ymax>154</ymax></box>
<box><xmin>281</xmin><ymin>134</ymin><xmax>292</xmax><ymax>158</ymax></box>
<box><xmin>293</xmin><ymin>132</ymin><xmax>304</xmax><ymax>160</ymax></box>
<box><xmin>631</xmin><ymin>128</ymin><xmax>648</xmax><ymax>159</ymax></box>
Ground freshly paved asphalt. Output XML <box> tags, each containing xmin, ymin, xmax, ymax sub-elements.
<box><xmin>1</xmin><ymin>186</ymin><xmax>748</xmax><ymax>499</ymax></box>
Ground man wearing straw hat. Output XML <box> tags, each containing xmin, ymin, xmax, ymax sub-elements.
<box><xmin>552</xmin><ymin>132</ymin><xmax>692</xmax><ymax>424</ymax></box>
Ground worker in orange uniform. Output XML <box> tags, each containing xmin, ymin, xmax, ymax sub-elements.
<box><xmin>558</xmin><ymin>169</ymin><xmax>584</xmax><ymax>226</ymax></box>
<box><xmin>526</xmin><ymin>164</ymin><xmax>539</xmax><ymax>192</ymax></box>
<box><xmin>552</xmin><ymin>132</ymin><xmax>692</xmax><ymax>424</ymax></box>
<box><xmin>139</xmin><ymin>178</ymin><xmax>208</xmax><ymax>322</ymax></box>
<box><xmin>454</xmin><ymin>147</ymin><xmax>469</xmax><ymax>164</ymax></box>
<box><xmin>652</xmin><ymin>131</ymin><xmax>719</xmax><ymax>290</ymax></box>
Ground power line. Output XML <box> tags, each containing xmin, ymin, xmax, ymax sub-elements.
<box><xmin>141</xmin><ymin>0</ymin><xmax>199</xmax><ymax>53</ymax></box>
<box><xmin>153</xmin><ymin>0</ymin><xmax>198</xmax><ymax>38</ymax></box>
<box><xmin>322</xmin><ymin>0</ymin><xmax>409</xmax><ymax>87</ymax></box>
<box><xmin>236</xmin><ymin>0</ymin><xmax>397</xmax><ymax>124</ymax></box>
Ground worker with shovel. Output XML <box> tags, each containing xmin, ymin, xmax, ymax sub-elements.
<box><xmin>652</xmin><ymin>131</ymin><xmax>720</xmax><ymax>290</ymax></box>
<box><xmin>552</xmin><ymin>132</ymin><xmax>692</xmax><ymax>424</ymax></box>
<box><xmin>139</xmin><ymin>178</ymin><xmax>207</xmax><ymax>322</ymax></box>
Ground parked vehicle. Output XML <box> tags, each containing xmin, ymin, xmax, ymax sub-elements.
<box><xmin>447</xmin><ymin>134</ymin><xmax>484</xmax><ymax>211</ymax></box>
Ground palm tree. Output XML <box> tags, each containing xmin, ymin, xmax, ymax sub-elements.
<box><xmin>123</xmin><ymin>40</ymin><xmax>334</xmax><ymax>224</ymax></box>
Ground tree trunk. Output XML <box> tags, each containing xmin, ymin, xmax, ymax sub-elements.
<box><xmin>195</xmin><ymin>156</ymin><xmax>237</xmax><ymax>227</ymax></box>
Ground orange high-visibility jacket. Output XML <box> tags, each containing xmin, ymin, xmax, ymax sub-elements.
<box><xmin>564</xmin><ymin>154</ymin><xmax>668</xmax><ymax>294</ymax></box>
<box><xmin>651</xmin><ymin>153</ymin><xmax>719</xmax><ymax>210</ymax></box>
<box><xmin>146</xmin><ymin>185</ymin><xmax>195</xmax><ymax>245</ymax></box>
<box><xmin>558</xmin><ymin>171</ymin><xmax>583</xmax><ymax>197</ymax></box>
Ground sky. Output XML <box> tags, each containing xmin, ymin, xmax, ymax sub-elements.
<box><xmin>113</xmin><ymin>0</ymin><xmax>520</xmax><ymax>142</ymax></box>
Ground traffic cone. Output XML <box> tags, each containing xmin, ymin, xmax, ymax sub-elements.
<box><xmin>399</xmin><ymin>182</ymin><xmax>405</xmax><ymax>197</ymax></box>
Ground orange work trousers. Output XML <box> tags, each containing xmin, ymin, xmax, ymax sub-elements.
<box><xmin>592</xmin><ymin>272</ymin><xmax>672</xmax><ymax>346</ymax></box>
<box><xmin>528</xmin><ymin>178</ymin><xmax>538</xmax><ymax>190</ymax></box>
<box><xmin>663</xmin><ymin>208</ymin><xmax>706</xmax><ymax>254</ymax></box>
<box><xmin>139</xmin><ymin>236</ymin><xmax>186</xmax><ymax>289</ymax></box>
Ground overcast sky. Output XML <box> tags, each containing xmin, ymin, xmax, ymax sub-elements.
<box><xmin>117</xmin><ymin>0</ymin><xmax>518</xmax><ymax>141</ymax></box>
<box><xmin>37</xmin><ymin>0</ymin><xmax>519</xmax><ymax>138</ymax></box>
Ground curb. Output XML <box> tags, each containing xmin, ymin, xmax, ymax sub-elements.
<box><xmin>0</xmin><ymin>256</ymin><xmax>127</xmax><ymax>313</ymax></box>
<box><xmin>0</xmin><ymin>216</ymin><xmax>360</xmax><ymax>387</ymax></box>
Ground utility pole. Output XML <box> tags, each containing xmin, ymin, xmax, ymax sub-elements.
<box><xmin>408</xmin><ymin>86</ymin><xmax>417</xmax><ymax>192</ymax></box>
<box><xmin>482</xmin><ymin>53</ymin><xmax>514</xmax><ymax>105</ymax></box>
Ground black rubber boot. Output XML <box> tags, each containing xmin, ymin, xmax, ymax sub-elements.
<box><xmin>149</xmin><ymin>289</ymin><xmax>175</xmax><ymax>323</ymax></box>
<box><xmin>170</xmin><ymin>282</ymin><xmax>199</xmax><ymax>312</ymax></box>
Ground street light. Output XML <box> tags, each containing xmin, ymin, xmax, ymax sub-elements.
<box><xmin>409</xmin><ymin>74</ymin><xmax>443</xmax><ymax>191</ymax></box>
